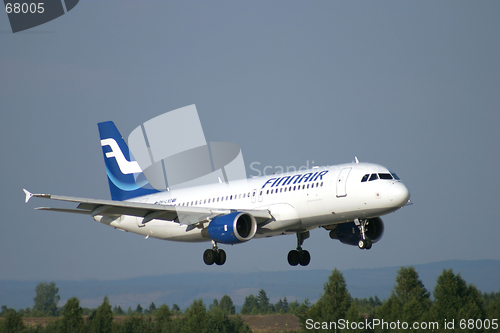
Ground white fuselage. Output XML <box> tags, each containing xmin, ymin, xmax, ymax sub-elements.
<box><xmin>97</xmin><ymin>162</ymin><xmax>410</xmax><ymax>243</ymax></box>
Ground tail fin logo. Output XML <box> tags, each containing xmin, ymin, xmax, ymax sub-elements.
<box><xmin>101</xmin><ymin>138</ymin><xmax>142</xmax><ymax>175</ymax></box>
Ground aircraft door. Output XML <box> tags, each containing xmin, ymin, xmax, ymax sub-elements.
<box><xmin>336</xmin><ymin>168</ymin><xmax>351</xmax><ymax>197</ymax></box>
<box><xmin>258</xmin><ymin>189</ymin><xmax>263</xmax><ymax>202</ymax></box>
<box><xmin>251</xmin><ymin>189</ymin><xmax>257</xmax><ymax>203</ymax></box>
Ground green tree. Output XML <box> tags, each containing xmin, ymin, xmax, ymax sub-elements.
<box><xmin>87</xmin><ymin>296</ymin><xmax>114</xmax><ymax>333</ymax></box>
<box><xmin>154</xmin><ymin>304</ymin><xmax>172</xmax><ymax>332</ymax></box>
<box><xmin>145</xmin><ymin>302</ymin><xmax>157</xmax><ymax>316</ymax></box>
<box><xmin>61</xmin><ymin>297</ymin><xmax>85</xmax><ymax>333</ymax></box>
<box><xmin>257</xmin><ymin>289</ymin><xmax>271</xmax><ymax>314</ymax></box>
<box><xmin>182</xmin><ymin>299</ymin><xmax>207</xmax><ymax>333</ymax></box>
<box><xmin>305</xmin><ymin>269</ymin><xmax>352</xmax><ymax>331</ymax></box>
<box><xmin>432</xmin><ymin>269</ymin><xmax>485</xmax><ymax>332</ymax></box>
<box><xmin>32</xmin><ymin>282</ymin><xmax>60</xmax><ymax>317</ymax></box>
<box><xmin>219</xmin><ymin>295</ymin><xmax>236</xmax><ymax>315</ymax></box>
<box><xmin>275</xmin><ymin>297</ymin><xmax>290</xmax><ymax>314</ymax></box>
<box><xmin>120</xmin><ymin>315</ymin><xmax>153</xmax><ymax>333</ymax></box>
<box><xmin>171</xmin><ymin>304</ymin><xmax>182</xmax><ymax>315</ymax></box>
<box><xmin>289</xmin><ymin>298</ymin><xmax>310</xmax><ymax>317</ymax></box>
<box><xmin>484</xmin><ymin>289</ymin><xmax>500</xmax><ymax>333</ymax></box>
<box><xmin>240</xmin><ymin>294</ymin><xmax>259</xmax><ymax>314</ymax></box>
<box><xmin>113</xmin><ymin>305</ymin><xmax>125</xmax><ymax>315</ymax></box>
<box><xmin>0</xmin><ymin>309</ymin><xmax>25</xmax><ymax>333</ymax></box>
<box><xmin>375</xmin><ymin>267</ymin><xmax>431</xmax><ymax>333</ymax></box>
<box><xmin>208</xmin><ymin>299</ymin><xmax>219</xmax><ymax>312</ymax></box>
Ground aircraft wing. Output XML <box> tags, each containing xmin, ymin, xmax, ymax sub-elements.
<box><xmin>23</xmin><ymin>189</ymin><xmax>273</xmax><ymax>226</ymax></box>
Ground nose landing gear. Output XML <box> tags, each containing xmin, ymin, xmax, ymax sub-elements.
<box><xmin>287</xmin><ymin>231</ymin><xmax>311</xmax><ymax>266</ymax></box>
<box><xmin>355</xmin><ymin>218</ymin><xmax>373</xmax><ymax>250</ymax></box>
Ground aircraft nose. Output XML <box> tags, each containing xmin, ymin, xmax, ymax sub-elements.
<box><xmin>389</xmin><ymin>182</ymin><xmax>411</xmax><ymax>207</ymax></box>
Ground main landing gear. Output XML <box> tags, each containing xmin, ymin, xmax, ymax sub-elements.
<box><xmin>287</xmin><ymin>231</ymin><xmax>311</xmax><ymax>266</ymax></box>
<box><xmin>203</xmin><ymin>240</ymin><xmax>226</xmax><ymax>265</ymax></box>
<box><xmin>355</xmin><ymin>218</ymin><xmax>372</xmax><ymax>250</ymax></box>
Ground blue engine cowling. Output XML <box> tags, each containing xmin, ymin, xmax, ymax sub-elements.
<box><xmin>329</xmin><ymin>217</ymin><xmax>384</xmax><ymax>246</ymax></box>
<box><xmin>207</xmin><ymin>212</ymin><xmax>257</xmax><ymax>244</ymax></box>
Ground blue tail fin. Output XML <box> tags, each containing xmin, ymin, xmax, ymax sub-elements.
<box><xmin>98</xmin><ymin>121</ymin><xmax>159</xmax><ymax>201</ymax></box>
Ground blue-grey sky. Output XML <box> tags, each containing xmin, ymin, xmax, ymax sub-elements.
<box><xmin>1</xmin><ymin>1</ymin><xmax>499</xmax><ymax>282</ymax></box>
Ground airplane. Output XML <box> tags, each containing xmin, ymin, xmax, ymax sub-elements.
<box><xmin>24</xmin><ymin>121</ymin><xmax>411</xmax><ymax>266</ymax></box>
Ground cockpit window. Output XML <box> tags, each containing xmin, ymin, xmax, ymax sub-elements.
<box><xmin>362</xmin><ymin>172</ymin><xmax>401</xmax><ymax>182</ymax></box>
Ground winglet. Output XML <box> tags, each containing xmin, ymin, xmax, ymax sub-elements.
<box><xmin>354</xmin><ymin>156</ymin><xmax>359</xmax><ymax>164</ymax></box>
<box><xmin>23</xmin><ymin>189</ymin><xmax>33</xmax><ymax>203</ymax></box>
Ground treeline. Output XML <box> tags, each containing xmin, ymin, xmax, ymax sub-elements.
<box><xmin>1</xmin><ymin>267</ymin><xmax>500</xmax><ymax>332</ymax></box>
<box><xmin>0</xmin><ymin>283</ymin><xmax>251</xmax><ymax>333</ymax></box>
<box><xmin>240</xmin><ymin>289</ymin><xmax>310</xmax><ymax>316</ymax></box>
<box><xmin>302</xmin><ymin>267</ymin><xmax>500</xmax><ymax>332</ymax></box>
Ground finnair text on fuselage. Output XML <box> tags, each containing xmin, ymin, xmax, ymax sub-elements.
<box><xmin>261</xmin><ymin>170</ymin><xmax>329</xmax><ymax>189</ymax></box>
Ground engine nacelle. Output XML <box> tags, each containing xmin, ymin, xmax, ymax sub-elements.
<box><xmin>207</xmin><ymin>212</ymin><xmax>257</xmax><ymax>244</ymax></box>
<box><xmin>329</xmin><ymin>217</ymin><xmax>384</xmax><ymax>246</ymax></box>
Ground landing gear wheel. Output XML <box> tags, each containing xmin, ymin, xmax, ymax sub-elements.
<box><xmin>358</xmin><ymin>238</ymin><xmax>373</xmax><ymax>250</ymax></box>
<box><xmin>364</xmin><ymin>238</ymin><xmax>372</xmax><ymax>250</ymax></box>
<box><xmin>288</xmin><ymin>250</ymin><xmax>300</xmax><ymax>266</ymax></box>
<box><xmin>299</xmin><ymin>250</ymin><xmax>310</xmax><ymax>266</ymax></box>
<box><xmin>203</xmin><ymin>249</ymin><xmax>215</xmax><ymax>265</ymax></box>
<box><xmin>215</xmin><ymin>249</ymin><xmax>226</xmax><ymax>265</ymax></box>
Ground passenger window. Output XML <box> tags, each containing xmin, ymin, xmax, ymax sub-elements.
<box><xmin>369</xmin><ymin>174</ymin><xmax>379</xmax><ymax>181</ymax></box>
<box><xmin>379</xmin><ymin>173</ymin><xmax>393</xmax><ymax>180</ymax></box>
<box><xmin>361</xmin><ymin>174</ymin><xmax>369</xmax><ymax>182</ymax></box>
<box><xmin>266</xmin><ymin>190</ymin><xmax>269</xmax><ymax>194</ymax></box>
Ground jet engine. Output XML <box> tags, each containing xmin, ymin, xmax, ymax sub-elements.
<box><xmin>206</xmin><ymin>212</ymin><xmax>257</xmax><ymax>244</ymax></box>
<box><xmin>329</xmin><ymin>217</ymin><xmax>384</xmax><ymax>246</ymax></box>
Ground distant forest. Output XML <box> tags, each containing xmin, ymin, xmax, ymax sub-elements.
<box><xmin>1</xmin><ymin>267</ymin><xmax>499</xmax><ymax>332</ymax></box>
